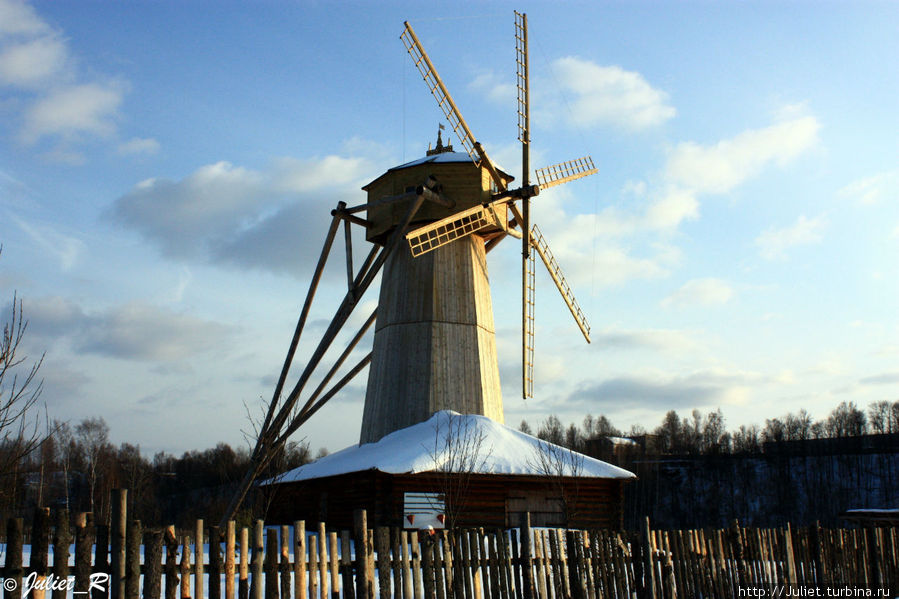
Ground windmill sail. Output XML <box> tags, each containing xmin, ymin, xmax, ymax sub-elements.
<box><xmin>401</xmin><ymin>22</ymin><xmax>507</xmax><ymax>193</ymax></box>
<box><xmin>535</xmin><ymin>157</ymin><xmax>598</xmax><ymax>190</ymax></box>
<box><xmin>529</xmin><ymin>225</ymin><xmax>591</xmax><ymax>343</ymax></box>
<box><xmin>524</xmin><ymin>243</ymin><xmax>536</xmax><ymax>399</ymax></box>
<box><xmin>406</xmin><ymin>203</ymin><xmax>500</xmax><ymax>257</ymax></box>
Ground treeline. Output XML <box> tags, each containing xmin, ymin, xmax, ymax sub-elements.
<box><xmin>518</xmin><ymin>398</ymin><xmax>899</xmax><ymax>456</ymax></box>
<box><xmin>516</xmin><ymin>400</ymin><xmax>899</xmax><ymax>528</ymax></box>
<box><xmin>1</xmin><ymin>416</ymin><xmax>319</xmax><ymax>527</ymax></box>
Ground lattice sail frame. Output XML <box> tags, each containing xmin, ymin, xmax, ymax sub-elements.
<box><xmin>535</xmin><ymin>157</ymin><xmax>598</xmax><ymax>190</ymax></box>
<box><xmin>529</xmin><ymin>225</ymin><xmax>591</xmax><ymax>343</ymax></box>
<box><xmin>406</xmin><ymin>204</ymin><xmax>500</xmax><ymax>257</ymax></box>
<box><xmin>524</xmin><ymin>243</ymin><xmax>536</xmax><ymax>398</ymax></box>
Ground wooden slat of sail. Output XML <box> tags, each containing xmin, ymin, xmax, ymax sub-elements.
<box><xmin>401</xmin><ymin>23</ymin><xmax>478</xmax><ymax>164</ymax></box>
<box><xmin>406</xmin><ymin>203</ymin><xmax>498</xmax><ymax>257</ymax></box>
<box><xmin>535</xmin><ymin>157</ymin><xmax>598</xmax><ymax>190</ymax></box>
<box><xmin>524</xmin><ymin>244</ymin><xmax>536</xmax><ymax>399</ymax></box>
<box><xmin>529</xmin><ymin>225</ymin><xmax>591</xmax><ymax>343</ymax></box>
<box><xmin>401</xmin><ymin>21</ymin><xmax>508</xmax><ymax>193</ymax></box>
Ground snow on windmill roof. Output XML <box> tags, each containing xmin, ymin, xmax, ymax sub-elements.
<box><xmin>272</xmin><ymin>411</ymin><xmax>635</xmax><ymax>484</ymax></box>
<box><xmin>387</xmin><ymin>152</ymin><xmax>513</xmax><ymax>178</ymax></box>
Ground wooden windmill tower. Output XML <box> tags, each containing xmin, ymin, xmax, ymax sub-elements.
<box><xmin>224</xmin><ymin>11</ymin><xmax>598</xmax><ymax>521</ymax></box>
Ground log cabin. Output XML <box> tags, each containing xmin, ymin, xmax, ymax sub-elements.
<box><xmin>266</xmin><ymin>411</ymin><xmax>634</xmax><ymax>530</ymax></box>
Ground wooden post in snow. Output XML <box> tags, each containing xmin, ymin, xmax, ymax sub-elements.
<box><xmin>225</xmin><ymin>522</ymin><xmax>237</xmax><ymax>599</ymax></box>
<box><xmin>126</xmin><ymin>519</ymin><xmax>141</xmax><ymax>599</ymax></box>
<box><xmin>52</xmin><ymin>509</ymin><xmax>71</xmax><ymax>599</ymax></box>
<box><xmin>164</xmin><ymin>526</ymin><xmax>179</xmax><ymax>599</ymax></box>
<box><xmin>5</xmin><ymin>517</ymin><xmax>23</xmax><ymax>599</ymax></box>
<box><xmin>110</xmin><ymin>490</ymin><xmax>127</xmax><ymax>599</ymax></box>
<box><xmin>353</xmin><ymin>510</ymin><xmax>374</xmax><ymax>599</ymax></box>
<box><xmin>74</xmin><ymin>513</ymin><xmax>94</xmax><ymax>596</ymax></box>
<box><xmin>239</xmin><ymin>527</ymin><xmax>249</xmax><ymax>599</ymax></box>
<box><xmin>250</xmin><ymin>521</ymin><xmax>264</xmax><ymax>599</ymax></box>
<box><xmin>144</xmin><ymin>529</ymin><xmax>164</xmax><ymax>599</ymax></box>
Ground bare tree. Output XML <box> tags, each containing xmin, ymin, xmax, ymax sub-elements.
<box><xmin>527</xmin><ymin>438</ymin><xmax>585</xmax><ymax>527</ymax></box>
<box><xmin>75</xmin><ymin>416</ymin><xmax>111</xmax><ymax>516</ymax></box>
<box><xmin>426</xmin><ymin>413</ymin><xmax>493</xmax><ymax>528</ymax></box>
<box><xmin>0</xmin><ymin>250</ymin><xmax>48</xmax><ymax>510</ymax></box>
<box><xmin>868</xmin><ymin>401</ymin><xmax>892</xmax><ymax>434</ymax></box>
<box><xmin>825</xmin><ymin>401</ymin><xmax>867</xmax><ymax>437</ymax></box>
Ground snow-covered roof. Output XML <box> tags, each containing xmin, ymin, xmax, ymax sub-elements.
<box><xmin>391</xmin><ymin>152</ymin><xmax>473</xmax><ymax>169</ymax></box>
<box><xmin>386</xmin><ymin>152</ymin><xmax>513</xmax><ymax>178</ymax></box>
<box><xmin>271</xmin><ymin>411</ymin><xmax>635</xmax><ymax>484</ymax></box>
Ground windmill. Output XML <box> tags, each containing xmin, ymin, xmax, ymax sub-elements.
<box><xmin>222</xmin><ymin>11</ymin><xmax>598</xmax><ymax>523</ymax></box>
<box><xmin>398</xmin><ymin>12</ymin><xmax>596</xmax><ymax>399</ymax></box>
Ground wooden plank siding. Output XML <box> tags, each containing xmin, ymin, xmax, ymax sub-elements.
<box><xmin>267</xmin><ymin>471</ymin><xmax>627</xmax><ymax>530</ymax></box>
<box><xmin>364</xmin><ymin>159</ymin><xmax>512</xmax><ymax>244</ymax></box>
<box><xmin>358</xmin><ymin>234</ymin><xmax>504</xmax><ymax>444</ymax></box>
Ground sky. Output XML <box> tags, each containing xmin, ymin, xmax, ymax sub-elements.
<box><xmin>1</xmin><ymin>0</ymin><xmax>897</xmax><ymax>457</ymax></box>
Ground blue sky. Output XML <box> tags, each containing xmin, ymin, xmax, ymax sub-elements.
<box><xmin>1</xmin><ymin>0</ymin><xmax>897</xmax><ymax>456</ymax></box>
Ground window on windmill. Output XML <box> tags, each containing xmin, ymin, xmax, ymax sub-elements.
<box><xmin>403</xmin><ymin>491</ymin><xmax>446</xmax><ymax>529</ymax></box>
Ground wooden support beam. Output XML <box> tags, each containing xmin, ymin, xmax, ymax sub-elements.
<box><xmin>222</xmin><ymin>194</ymin><xmax>425</xmax><ymax>526</ymax></box>
<box><xmin>299</xmin><ymin>309</ymin><xmax>377</xmax><ymax>413</ymax></box>
<box><xmin>258</xmin><ymin>206</ymin><xmax>342</xmax><ymax>439</ymax></box>
<box><xmin>344</xmin><ymin>219</ymin><xmax>354</xmax><ymax>292</ymax></box>
<box><xmin>335</xmin><ymin>211</ymin><xmax>369</xmax><ymax>228</ymax></box>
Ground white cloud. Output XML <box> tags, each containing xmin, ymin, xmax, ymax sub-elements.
<box><xmin>273</xmin><ymin>155</ymin><xmax>372</xmax><ymax>193</ymax></box>
<box><xmin>21</xmin><ymin>82</ymin><xmax>123</xmax><ymax>144</ymax></box>
<box><xmin>755</xmin><ymin>214</ymin><xmax>826</xmax><ymax>260</ymax></box>
<box><xmin>0</xmin><ymin>1</ymin><xmax>133</xmax><ymax>156</ymax></box>
<box><xmin>644</xmin><ymin>187</ymin><xmax>700</xmax><ymax>230</ymax></box>
<box><xmin>551</xmin><ymin>57</ymin><xmax>675</xmax><ymax>130</ymax></box>
<box><xmin>110</xmin><ymin>161</ymin><xmax>269</xmax><ymax>258</ymax></box>
<box><xmin>662</xmin><ymin>278</ymin><xmax>734</xmax><ymax>309</ymax></box>
<box><xmin>25</xmin><ymin>296</ymin><xmax>233</xmax><ymax>362</ymax></box>
<box><xmin>591</xmin><ymin>246</ymin><xmax>669</xmax><ymax>287</ymax></box>
<box><xmin>665</xmin><ymin>116</ymin><xmax>820</xmax><ymax>194</ymax></box>
<box><xmin>118</xmin><ymin>137</ymin><xmax>160</xmax><ymax>156</ymax></box>
<box><xmin>469</xmin><ymin>71</ymin><xmax>516</xmax><ymax>106</ymax></box>
<box><xmin>0</xmin><ymin>0</ymin><xmax>49</xmax><ymax>36</ymax></box>
<box><xmin>0</xmin><ymin>35</ymin><xmax>68</xmax><ymax>88</ymax></box>
<box><xmin>838</xmin><ymin>170</ymin><xmax>898</xmax><ymax>206</ymax></box>
<box><xmin>110</xmin><ymin>153</ymin><xmax>377</xmax><ymax>275</ymax></box>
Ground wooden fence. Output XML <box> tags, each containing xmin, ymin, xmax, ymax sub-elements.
<box><xmin>2</xmin><ymin>489</ymin><xmax>898</xmax><ymax>599</ymax></box>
